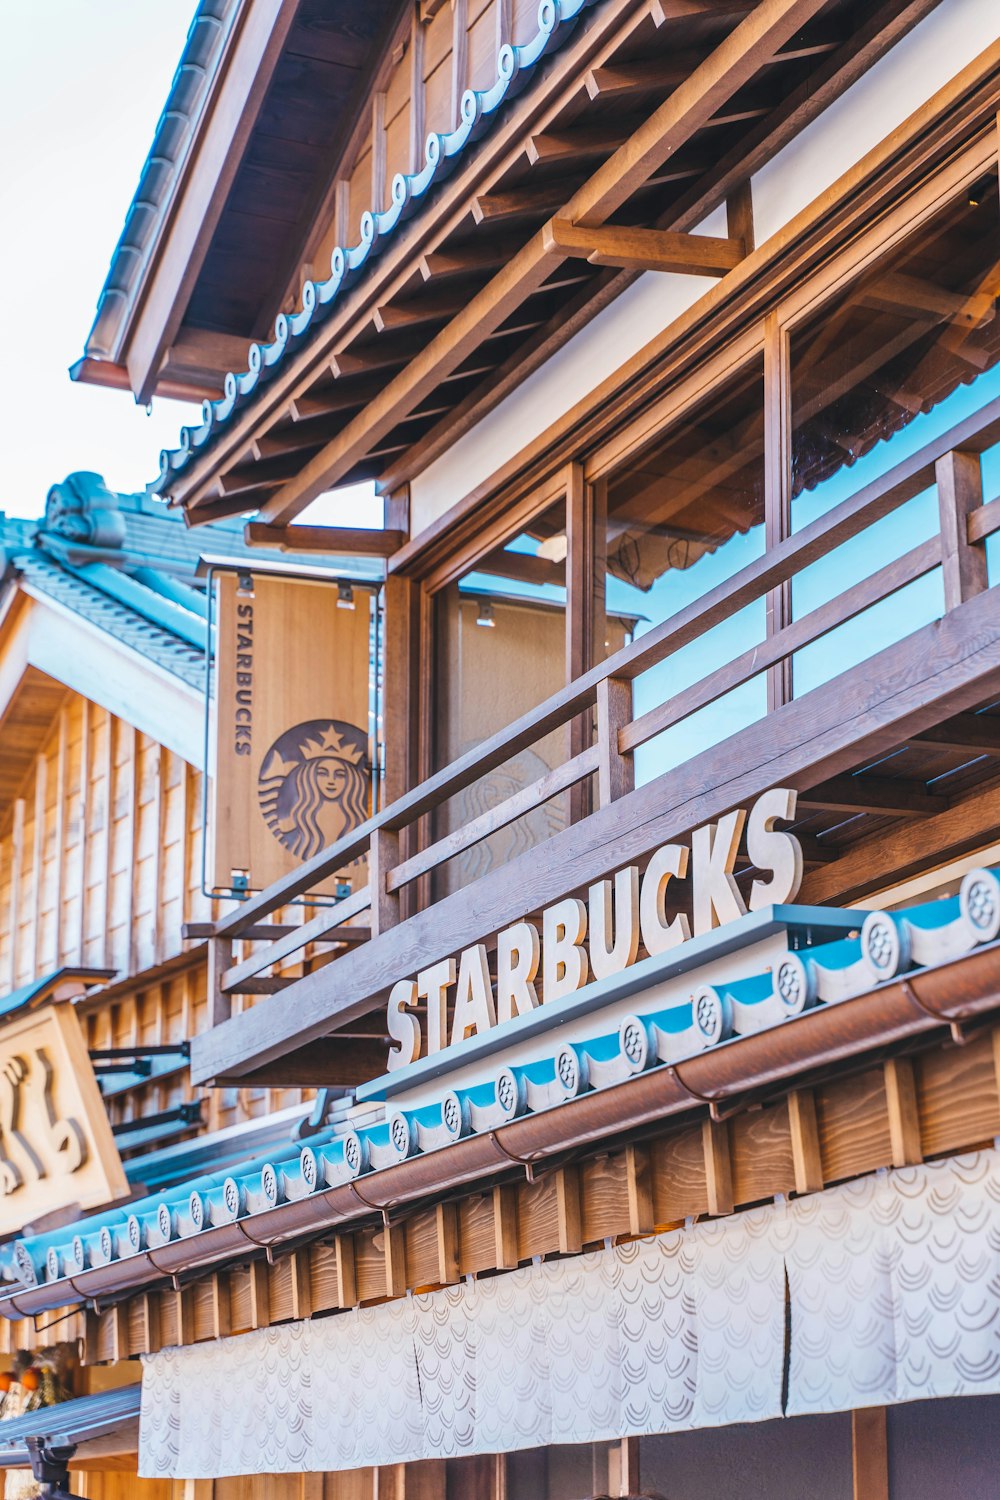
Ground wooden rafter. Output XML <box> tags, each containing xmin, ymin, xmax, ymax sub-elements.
<box><xmin>251</xmin><ymin>0</ymin><xmax>831</xmax><ymax>526</ymax></box>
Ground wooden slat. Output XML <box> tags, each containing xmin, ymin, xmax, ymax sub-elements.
<box><xmin>222</xmin><ymin>886</ymin><xmax>371</xmax><ymax>990</ymax></box>
<box><xmin>386</xmin><ymin>746</ymin><xmax>600</xmax><ymax>892</ymax></box>
<box><xmin>620</xmin><ymin>536</ymin><xmax>940</xmax><ymax>754</ymax></box>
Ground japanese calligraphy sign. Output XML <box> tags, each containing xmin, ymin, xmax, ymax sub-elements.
<box><xmin>209</xmin><ymin>573</ymin><xmax>372</xmax><ymax>895</ymax></box>
<box><xmin>0</xmin><ymin>1003</ymin><xmax>127</xmax><ymax>1234</ymax></box>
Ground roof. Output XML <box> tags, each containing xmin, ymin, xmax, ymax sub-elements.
<box><xmin>0</xmin><ymin>969</ymin><xmax>114</xmax><ymax>1024</ymax></box>
<box><xmin>6</xmin><ymin>867</ymin><xmax>999</xmax><ymax>1309</ymax></box>
<box><xmin>150</xmin><ymin>0</ymin><xmax>602</xmax><ymax>496</ymax></box>
<box><xmin>0</xmin><ymin>1384</ymin><xmax>141</xmax><ymax>1470</ymax></box>
<box><xmin>84</xmin><ymin>1</ymin><xmax>242</xmax><ymax>367</ymax></box>
<box><xmin>0</xmin><ymin>471</ymin><xmax>382</xmax><ymax>692</ymax></box>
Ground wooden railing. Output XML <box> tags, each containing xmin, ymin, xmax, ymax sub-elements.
<box><xmin>204</xmin><ymin>394</ymin><xmax>1000</xmax><ymax>1024</ymax></box>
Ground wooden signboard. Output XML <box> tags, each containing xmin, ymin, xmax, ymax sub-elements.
<box><xmin>0</xmin><ymin>1002</ymin><xmax>128</xmax><ymax>1234</ymax></box>
<box><xmin>210</xmin><ymin>573</ymin><xmax>372</xmax><ymax>894</ymax></box>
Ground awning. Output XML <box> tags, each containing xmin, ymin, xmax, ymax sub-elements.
<box><xmin>0</xmin><ymin>1384</ymin><xmax>140</xmax><ymax>1471</ymax></box>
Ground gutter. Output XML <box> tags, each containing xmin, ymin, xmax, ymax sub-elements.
<box><xmin>3</xmin><ymin>939</ymin><xmax>999</xmax><ymax>1320</ymax></box>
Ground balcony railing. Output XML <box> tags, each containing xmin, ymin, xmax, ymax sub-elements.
<box><xmin>203</xmin><ymin>392</ymin><xmax>1000</xmax><ymax>1029</ymax></box>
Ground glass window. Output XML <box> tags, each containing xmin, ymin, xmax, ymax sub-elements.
<box><xmin>601</xmin><ymin>357</ymin><xmax>767</xmax><ymax>783</ymax></box>
<box><xmin>431</xmin><ymin>494</ymin><xmax>569</xmax><ymax>895</ymax></box>
<box><xmin>790</xmin><ymin>175</ymin><xmax>1000</xmax><ymax>692</ymax></box>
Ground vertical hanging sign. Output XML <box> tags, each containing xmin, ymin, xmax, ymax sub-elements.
<box><xmin>210</xmin><ymin>573</ymin><xmax>372</xmax><ymax>895</ymax></box>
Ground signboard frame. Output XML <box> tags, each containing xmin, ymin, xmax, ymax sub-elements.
<box><xmin>201</xmin><ymin>561</ymin><xmax>381</xmax><ymax>903</ymax></box>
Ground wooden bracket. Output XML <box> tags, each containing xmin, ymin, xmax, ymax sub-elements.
<box><xmin>702</xmin><ymin>1119</ymin><xmax>734</xmax><ymax>1216</ymax></box>
<box><xmin>543</xmin><ymin>218</ymin><xmax>745</xmax><ymax>275</ymax></box>
<box><xmin>436</xmin><ymin>1201</ymin><xmax>460</xmax><ymax>1283</ymax></box>
<box><xmin>493</xmin><ymin>1184</ymin><xmax>520</xmax><ymax>1269</ymax></box>
<box><xmin>884</xmin><ymin>1057</ymin><xmax>923</xmax><ymax>1167</ymax></box>
<box><xmin>625</xmin><ymin>1143</ymin><xmax>655</xmax><ymax>1235</ymax></box>
<box><xmin>787</xmin><ymin>1089</ymin><xmax>824</xmax><ymax>1194</ymax></box>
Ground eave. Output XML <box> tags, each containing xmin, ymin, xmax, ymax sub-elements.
<box><xmin>158</xmin><ymin>0</ymin><xmax>944</xmax><ymax>523</ymax></box>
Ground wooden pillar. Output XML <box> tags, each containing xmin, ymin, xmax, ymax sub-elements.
<box><xmin>370</xmin><ymin>826</ymin><xmax>401</xmax><ymax>936</ymax></box>
<box><xmin>372</xmin><ymin>92</ymin><xmax>388</xmax><ymax>216</ymax></box>
<box><xmin>852</xmin><ymin>1407</ymin><xmax>889</xmax><ymax>1500</ymax></box>
<box><xmin>566</xmin><ymin>461</ymin><xmax>596</xmax><ymax>822</ymax></box>
<box><xmin>763</xmin><ymin>311</ymin><xmax>792</xmax><ymax>710</ymax></box>
<box><xmin>208</xmin><ymin>936</ymin><xmax>234</xmax><ymax>1027</ymax></box>
<box><xmin>936</xmin><ymin>448</ymin><xmax>987</xmax><ymax>609</ymax></box>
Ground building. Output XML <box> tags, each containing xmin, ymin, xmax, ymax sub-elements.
<box><xmin>6</xmin><ymin>0</ymin><xmax>1000</xmax><ymax>1495</ymax></box>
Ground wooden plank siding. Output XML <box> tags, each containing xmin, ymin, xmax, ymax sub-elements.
<box><xmin>0</xmin><ymin>687</ymin><xmax>312</xmax><ymax>1137</ymax></box>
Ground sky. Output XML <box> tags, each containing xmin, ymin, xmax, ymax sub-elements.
<box><xmin>0</xmin><ymin>1</ymin><xmax>378</xmax><ymax>528</ymax></box>
<box><xmin>0</xmin><ymin>1</ymin><xmax>204</xmax><ymax>517</ymax></box>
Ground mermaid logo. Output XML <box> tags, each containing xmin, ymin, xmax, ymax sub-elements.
<box><xmin>257</xmin><ymin>720</ymin><xmax>370</xmax><ymax>861</ymax></box>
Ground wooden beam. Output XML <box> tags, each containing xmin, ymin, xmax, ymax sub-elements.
<box><xmin>244</xmin><ymin>523</ymin><xmax>405</xmax><ymax>555</ymax></box>
<box><xmin>910</xmin><ymin>714</ymin><xmax>1000</xmax><ymax>755</ymax></box>
<box><xmin>798</xmin><ymin>775</ymin><xmax>942</xmax><ymax>818</ymax></box>
<box><xmin>493</xmin><ymin>1184</ymin><xmax>519</xmax><ymax>1269</ymax></box>
<box><xmin>436</xmin><ymin>1202</ymin><xmax>460</xmax><ymax>1283</ymax></box>
<box><xmin>555</xmin><ymin>1166</ymin><xmax>583</xmax><ymax>1253</ymax></box>
<box><xmin>803</xmin><ymin>778</ymin><xmax>1000</xmax><ymax>906</ymax></box>
<box><xmin>585</xmin><ymin>54</ymin><xmax>702</xmax><ymax>99</ymax></box>
<box><xmin>255</xmin><ymin>0</ymin><xmax>828</xmax><ymax>524</ymax></box>
<box><xmin>544</xmin><ymin>219</ymin><xmax>745</xmax><ymax>275</ymax></box>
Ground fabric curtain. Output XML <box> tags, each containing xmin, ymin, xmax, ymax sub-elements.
<box><xmin>139</xmin><ymin>1146</ymin><xmax>1000</xmax><ymax>1479</ymax></box>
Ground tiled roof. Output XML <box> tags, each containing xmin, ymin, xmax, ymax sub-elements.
<box><xmin>84</xmin><ymin>1</ymin><xmax>242</xmax><ymax>365</ymax></box>
<box><xmin>152</xmin><ymin>0</ymin><xmax>601</xmax><ymax>496</ymax></box>
<box><xmin>0</xmin><ymin>472</ymin><xmax>381</xmax><ymax>687</ymax></box>
<box><xmin>8</xmin><ymin>868</ymin><xmax>999</xmax><ymax>1298</ymax></box>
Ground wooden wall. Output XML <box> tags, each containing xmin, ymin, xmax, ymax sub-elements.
<box><xmin>0</xmin><ymin>694</ymin><xmax>209</xmax><ymax>985</ymax></box>
<box><xmin>0</xmin><ymin>688</ymin><xmax>309</xmax><ymax>1143</ymax></box>
<box><xmin>308</xmin><ymin>0</ymin><xmax>544</xmax><ymax>285</ymax></box>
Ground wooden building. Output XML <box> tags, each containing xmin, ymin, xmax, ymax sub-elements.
<box><xmin>14</xmin><ymin>0</ymin><xmax>1000</xmax><ymax>1494</ymax></box>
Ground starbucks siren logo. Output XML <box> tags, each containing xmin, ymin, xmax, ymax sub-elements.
<box><xmin>257</xmin><ymin>719</ymin><xmax>369</xmax><ymax>861</ymax></box>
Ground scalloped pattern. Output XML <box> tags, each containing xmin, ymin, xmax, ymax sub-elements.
<box><xmin>153</xmin><ymin>0</ymin><xmax>601</xmax><ymax>495</ymax></box>
<box><xmin>5</xmin><ymin>873</ymin><xmax>996</xmax><ymax>1291</ymax></box>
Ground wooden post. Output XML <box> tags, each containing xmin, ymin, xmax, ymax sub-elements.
<box><xmin>493</xmin><ymin>1184</ymin><xmax>519</xmax><ymax>1269</ymax></box>
<box><xmin>555</xmin><ymin>1166</ymin><xmax>583</xmax><ymax>1253</ymax></box>
<box><xmin>787</xmin><ymin>1089</ymin><xmax>824</xmax><ymax>1194</ymax></box>
<box><xmin>335</xmin><ymin>1233</ymin><xmax>358</xmax><ymax>1307</ymax></box>
<box><xmin>763</xmin><ymin>311</ymin><xmax>792</xmax><ymax>710</ymax></box>
<box><xmin>567</xmin><ymin>462</ymin><xmax>596</xmax><ymax>823</ymax></box>
<box><xmin>383</xmin><ymin>1222</ymin><xmax>407</xmax><ymax>1298</ymax></box>
<box><xmin>936</xmin><ymin>448</ymin><xmax>987</xmax><ymax>609</ymax></box>
<box><xmin>625</xmin><ymin>1144</ymin><xmax>654</xmax><ymax>1235</ymax></box>
<box><xmin>702</xmin><ymin>1119</ymin><xmax>734</xmax><ymax>1216</ymax></box>
<box><xmin>370</xmin><ymin>826</ymin><xmax>401</xmax><ymax>936</ymax></box>
<box><xmin>852</xmin><ymin>1407</ymin><xmax>889</xmax><ymax>1500</ymax></box>
<box><xmin>436</xmin><ymin>1201</ymin><xmax>459</xmax><ymax>1284</ymax></box>
<box><xmin>596</xmin><ymin>677</ymin><xmax>634</xmax><ymax>807</ymax></box>
<box><xmin>208</xmin><ymin>936</ymin><xmax>234</xmax><ymax>1027</ymax></box>
<box><xmin>884</xmin><ymin>1057</ymin><xmax>922</xmax><ymax>1167</ymax></box>
<box><xmin>608</xmin><ymin>1436</ymin><xmax>641</xmax><ymax>1497</ymax></box>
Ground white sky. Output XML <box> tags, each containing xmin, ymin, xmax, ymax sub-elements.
<box><xmin>0</xmin><ymin>1</ymin><xmax>379</xmax><ymax>528</ymax></box>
